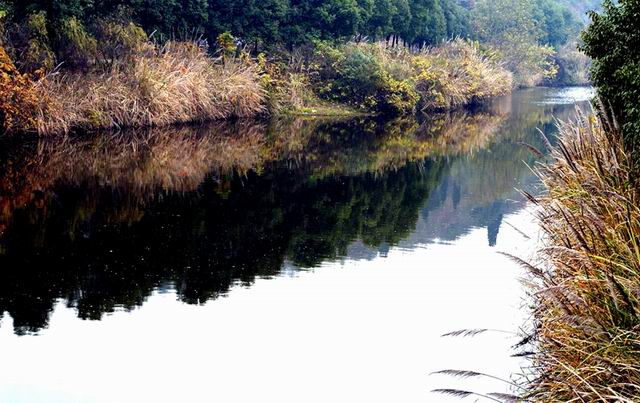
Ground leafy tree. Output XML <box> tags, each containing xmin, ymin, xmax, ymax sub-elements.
<box><xmin>409</xmin><ymin>0</ymin><xmax>447</xmax><ymax>46</ymax></box>
<box><xmin>208</xmin><ymin>0</ymin><xmax>288</xmax><ymax>50</ymax></box>
<box><xmin>361</xmin><ymin>0</ymin><xmax>395</xmax><ymax>40</ymax></box>
<box><xmin>442</xmin><ymin>0</ymin><xmax>468</xmax><ymax>39</ymax></box>
<box><xmin>390</xmin><ymin>0</ymin><xmax>411</xmax><ymax>42</ymax></box>
<box><xmin>472</xmin><ymin>0</ymin><xmax>558</xmax><ymax>87</ymax></box>
<box><xmin>582</xmin><ymin>0</ymin><xmax>640</xmax><ymax>151</ymax></box>
<box><xmin>534</xmin><ymin>0</ymin><xmax>581</xmax><ymax>48</ymax></box>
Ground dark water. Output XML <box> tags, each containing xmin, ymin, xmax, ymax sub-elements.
<box><xmin>0</xmin><ymin>87</ymin><xmax>592</xmax><ymax>403</ymax></box>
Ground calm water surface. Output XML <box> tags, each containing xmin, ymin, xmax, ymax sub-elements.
<box><xmin>0</xmin><ymin>87</ymin><xmax>593</xmax><ymax>402</ymax></box>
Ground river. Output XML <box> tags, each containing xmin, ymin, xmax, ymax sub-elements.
<box><xmin>0</xmin><ymin>87</ymin><xmax>593</xmax><ymax>403</ymax></box>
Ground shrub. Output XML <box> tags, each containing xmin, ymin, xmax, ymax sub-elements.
<box><xmin>376</xmin><ymin>72</ymin><xmax>419</xmax><ymax>115</ymax></box>
<box><xmin>312</xmin><ymin>42</ymin><xmax>418</xmax><ymax>114</ymax></box>
<box><xmin>496</xmin><ymin>36</ymin><xmax>558</xmax><ymax>87</ymax></box>
<box><xmin>0</xmin><ymin>46</ymin><xmax>42</xmax><ymax>133</ymax></box>
<box><xmin>310</xmin><ymin>40</ymin><xmax>511</xmax><ymax>115</ymax></box>
<box><xmin>217</xmin><ymin>32</ymin><xmax>237</xmax><ymax>61</ymax></box>
<box><xmin>548</xmin><ymin>41</ymin><xmax>591</xmax><ymax>86</ymax></box>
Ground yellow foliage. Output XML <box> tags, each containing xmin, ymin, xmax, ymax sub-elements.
<box><xmin>217</xmin><ymin>32</ymin><xmax>236</xmax><ymax>58</ymax></box>
<box><xmin>0</xmin><ymin>46</ymin><xmax>42</xmax><ymax>133</ymax></box>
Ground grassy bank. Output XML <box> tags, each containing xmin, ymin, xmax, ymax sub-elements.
<box><xmin>524</xmin><ymin>110</ymin><xmax>640</xmax><ymax>401</ymax></box>
<box><xmin>1</xmin><ymin>21</ymin><xmax>516</xmax><ymax>136</ymax></box>
<box><xmin>1</xmin><ymin>41</ymin><xmax>266</xmax><ymax>135</ymax></box>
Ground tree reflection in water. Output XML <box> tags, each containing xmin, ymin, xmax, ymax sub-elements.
<box><xmin>0</xmin><ymin>89</ymin><xmax>586</xmax><ymax>334</ymax></box>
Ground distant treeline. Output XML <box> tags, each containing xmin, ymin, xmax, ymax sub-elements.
<box><xmin>4</xmin><ymin>0</ymin><xmax>593</xmax><ymax>51</ymax></box>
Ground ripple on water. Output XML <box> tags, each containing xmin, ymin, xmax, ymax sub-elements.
<box><xmin>534</xmin><ymin>86</ymin><xmax>595</xmax><ymax>105</ymax></box>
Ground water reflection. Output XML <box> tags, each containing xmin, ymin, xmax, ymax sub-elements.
<box><xmin>0</xmin><ymin>88</ymin><xmax>590</xmax><ymax>336</ymax></box>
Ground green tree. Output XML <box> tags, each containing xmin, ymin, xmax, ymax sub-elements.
<box><xmin>390</xmin><ymin>0</ymin><xmax>411</xmax><ymax>43</ymax></box>
<box><xmin>208</xmin><ymin>0</ymin><xmax>288</xmax><ymax>51</ymax></box>
<box><xmin>582</xmin><ymin>0</ymin><xmax>640</xmax><ymax>151</ymax></box>
<box><xmin>361</xmin><ymin>0</ymin><xmax>395</xmax><ymax>40</ymax></box>
<box><xmin>472</xmin><ymin>0</ymin><xmax>557</xmax><ymax>87</ymax></box>
<box><xmin>534</xmin><ymin>0</ymin><xmax>580</xmax><ymax>48</ymax></box>
<box><xmin>409</xmin><ymin>0</ymin><xmax>447</xmax><ymax>46</ymax></box>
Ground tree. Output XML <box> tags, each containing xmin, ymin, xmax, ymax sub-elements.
<box><xmin>208</xmin><ymin>0</ymin><xmax>288</xmax><ymax>51</ymax></box>
<box><xmin>409</xmin><ymin>0</ymin><xmax>447</xmax><ymax>46</ymax></box>
<box><xmin>472</xmin><ymin>0</ymin><xmax>557</xmax><ymax>87</ymax></box>
<box><xmin>582</xmin><ymin>0</ymin><xmax>640</xmax><ymax>151</ymax></box>
<box><xmin>534</xmin><ymin>0</ymin><xmax>580</xmax><ymax>48</ymax></box>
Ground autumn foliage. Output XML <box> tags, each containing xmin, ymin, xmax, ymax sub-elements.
<box><xmin>0</xmin><ymin>46</ymin><xmax>41</xmax><ymax>133</ymax></box>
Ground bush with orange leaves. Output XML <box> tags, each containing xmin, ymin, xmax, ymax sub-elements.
<box><xmin>0</xmin><ymin>46</ymin><xmax>43</xmax><ymax>134</ymax></box>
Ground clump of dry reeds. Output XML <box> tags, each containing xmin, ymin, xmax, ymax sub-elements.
<box><xmin>34</xmin><ymin>41</ymin><xmax>266</xmax><ymax>135</ymax></box>
<box><xmin>414</xmin><ymin>39</ymin><xmax>514</xmax><ymax>110</ymax></box>
<box><xmin>523</xmin><ymin>106</ymin><xmax>640</xmax><ymax>401</ymax></box>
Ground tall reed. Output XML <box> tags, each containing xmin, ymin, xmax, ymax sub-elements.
<box><xmin>523</xmin><ymin>107</ymin><xmax>640</xmax><ymax>401</ymax></box>
<box><xmin>35</xmin><ymin>41</ymin><xmax>266</xmax><ymax>135</ymax></box>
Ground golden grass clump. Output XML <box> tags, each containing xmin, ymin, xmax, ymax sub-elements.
<box><xmin>414</xmin><ymin>39</ymin><xmax>514</xmax><ymax>110</ymax></box>
<box><xmin>35</xmin><ymin>41</ymin><xmax>266</xmax><ymax>135</ymax></box>
<box><xmin>524</xmin><ymin>108</ymin><xmax>640</xmax><ymax>401</ymax></box>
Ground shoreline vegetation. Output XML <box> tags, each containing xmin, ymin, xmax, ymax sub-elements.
<box><xmin>0</xmin><ymin>0</ymin><xmax>592</xmax><ymax>137</ymax></box>
<box><xmin>1</xmin><ymin>34</ymin><xmax>513</xmax><ymax>136</ymax></box>
<box><xmin>525</xmin><ymin>106</ymin><xmax>640</xmax><ymax>402</ymax></box>
<box><xmin>521</xmin><ymin>0</ymin><xmax>640</xmax><ymax>400</ymax></box>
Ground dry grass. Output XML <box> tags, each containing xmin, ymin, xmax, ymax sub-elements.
<box><xmin>34</xmin><ymin>41</ymin><xmax>266</xmax><ymax>135</ymax></box>
<box><xmin>523</xmin><ymin>107</ymin><xmax>640</xmax><ymax>401</ymax></box>
<box><xmin>414</xmin><ymin>39</ymin><xmax>514</xmax><ymax>110</ymax></box>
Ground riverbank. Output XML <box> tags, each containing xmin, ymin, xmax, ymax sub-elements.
<box><xmin>1</xmin><ymin>33</ymin><xmax>514</xmax><ymax>136</ymax></box>
<box><xmin>524</xmin><ymin>110</ymin><xmax>640</xmax><ymax>401</ymax></box>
